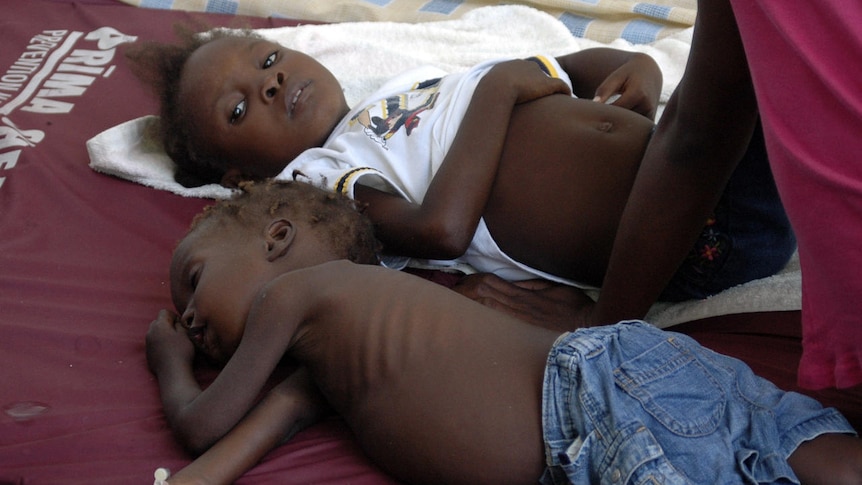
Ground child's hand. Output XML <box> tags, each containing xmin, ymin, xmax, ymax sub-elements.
<box><xmin>487</xmin><ymin>59</ymin><xmax>572</xmax><ymax>105</ymax></box>
<box><xmin>146</xmin><ymin>309</ymin><xmax>195</xmax><ymax>375</ymax></box>
<box><xmin>592</xmin><ymin>52</ymin><xmax>662</xmax><ymax>120</ymax></box>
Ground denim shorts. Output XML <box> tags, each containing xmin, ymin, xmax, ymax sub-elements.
<box><xmin>540</xmin><ymin>321</ymin><xmax>855</xmax><ymax>485</ymax></box>
<box><xmin>660</xmin><ymin>121</ymin><xmax>797</xmax><ymax>301</ymax></box>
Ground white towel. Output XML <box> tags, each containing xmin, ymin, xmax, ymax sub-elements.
<box><xmin>87</xmin><ymin>115</ymin><xmax>236</xmax><ymax>198</ymax></box>
<box><xmin>86</xmin><ymin>4</ymin><xmax>801</xmax><ymax>326</ymax></box>
<box><xmin>644</xmin><ymin>251</ymin><xmax>801</xmax><ymax>328</ymax></box>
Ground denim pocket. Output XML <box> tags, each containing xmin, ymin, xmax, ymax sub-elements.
<box><xmin>552</xmin><ymin>423</ymin><xmax>691</xmax><ymax>485</ymax></box>
<box><xmin>614</xmin><ymin>337</ymin><xmax>725</xmax><ymax>437</ymax></box>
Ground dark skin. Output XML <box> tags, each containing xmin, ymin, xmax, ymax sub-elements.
<box><xmin>180</xmin><ymin>37</ymin><xmax>662</xmax><ymax>287</ymax></box>
<box><xmin>587</xmin><ymin>0</ymin><xmax>759</xmax><ymax>325</ymax></box>
<box><xmin>148</xmin><ymin>217</ymin><xmax>862</xmax><ymax>485</ymax></box>
<box><xmin>353</xmin><ymin>50</ymin><xmax>658</xmax><ymax>287</ymax></box>
<box><xmin>451</xmin><ymin>272</ymin><xmax>592</xmax><ymax>332</ymax></box>
<box><xmin>451</xmin><ymin>0</ymin><xmax>766</xmax><ymax>330</ymax></box>
<box><xmin>149</xmin><ymin>218</ymin><xmax>559</xmax><ymax>485</ymax></box>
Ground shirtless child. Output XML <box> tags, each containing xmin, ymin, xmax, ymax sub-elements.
<box><xmin>148</xmin><ymin>180</ymin><xmax>860</xmax><ymax>485</ymax></box>
<box><xmin>128</xmin><ymin>30</ymin><xmax>794</xmax><ymax>308</ymax></box>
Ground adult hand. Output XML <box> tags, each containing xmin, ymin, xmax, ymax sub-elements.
<box><xmin>452</xmin><ymin>273</ymin><xmax>596</xmax><ymax>332</ymax></box>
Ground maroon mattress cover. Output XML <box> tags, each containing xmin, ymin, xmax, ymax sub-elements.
<box><xmin>0</xmin><ymin>2</ymin><xmax>395</xmax><ymax>483</ymax></box>
<box><xmin>0</xmin><ymin>1</ymin><xmax>858</xmax><ymax>484</ymax></box>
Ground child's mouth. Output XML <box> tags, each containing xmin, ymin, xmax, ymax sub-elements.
<box><xmin>187</xmin><ymin>325</ymin><xmax>206</xmax><ymax>347</ymax></box>
<box><xmin>287</xmin><ymin>81</ymin><xmax>311</xmax><ymax>116</ymax></box>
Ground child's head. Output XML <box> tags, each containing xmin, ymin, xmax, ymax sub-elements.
<box><xmin>127</xmin><ymin>28</ymin><xmax>349</xmax><ymax>188</ymax></box>
<box><xmin>170</xmin><ymin>180</ymin><xmax>380</xmax><ymax>363</ymax></box>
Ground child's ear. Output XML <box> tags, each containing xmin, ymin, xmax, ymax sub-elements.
<box><xmin>265</xmin><ymin>219</ymin><xmax>296</xmax><ymax>262</ymax></box>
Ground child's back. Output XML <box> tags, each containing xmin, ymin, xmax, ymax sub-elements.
<box><xmin>249</xmin><ymin>259</ymin><xmax>560</xmax><ymax>485</ymax></box>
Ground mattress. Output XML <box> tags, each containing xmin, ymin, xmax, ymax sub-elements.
<box><xmin>1</xmin><ymin>2</ymin><xmax>396</xmax><ymax>483</ymax></box>
<box><xmin>1</xmin><ymin>1</ymin><xmax>858</xmax><ymax>484</ymax></box>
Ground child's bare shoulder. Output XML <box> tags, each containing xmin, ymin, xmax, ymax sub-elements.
<box><xmin>261</xmin><ymin>261</ymin><xmax>395</xmax><ymax>309</ymax></box>
<box><xmin>277</xmin><ymin>260</ymin><xmax>384</xmax><ymax>287</ymax></box>
<box><xmin>263</xmin><ymin>260</ymin><xmax>357</xmax><ymax>299</ymax></box>
<box><xmin>264</xmin><ymin>261</ymin><xmax>449</xmax><ymax>322</ymax></box>
<box><xmin>242</xmin><ymin>261</ymin><xmax>378</xmax><ymax>344</ymax></box>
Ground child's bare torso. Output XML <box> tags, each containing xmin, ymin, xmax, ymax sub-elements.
<box><xmin>487</xmin><ymin>94</ymin><xmax>655</xmax><ymax>286</ymax></box>
<box><xmin>279</xmin><ymin>261</ymin><xmax>561</xmax><ymax>485</ymax></box>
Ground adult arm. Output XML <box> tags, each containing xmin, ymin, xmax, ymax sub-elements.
<box><xmin>589</xmin><ymin>0</ymin><xmax>760</xmax><ymax>325</ymax></box>
<box><xmin>355</xmin><ymin>59</ymin><xmax>570</xmax><ymax>260</ymax></box>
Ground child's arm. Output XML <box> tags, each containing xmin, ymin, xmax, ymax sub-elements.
<box><xmin>146</xmin><ymin>309</ymin><xmax>207</xmax><ymax>452</ymax></box>
<box><xmin>355</xmin><ymin>59</ymin><xmax>570</xmax><ymax>259</ymax></box>
<box><xmin>164</xmin><ymin>368</ymin><xmax>329</xmax><ymax>485</ymax></box>
<box><xmin>146</xmin><ymin>293</ymin><xmax>308</xmax><ymax>453</ymax></box>
<box><xmin>557</xmin><ymin>48</ymin><xmax>663</xmax><ymax>120</ymax></box>
<box><xmin>356</xmin><ymin>49</ymin><xmax>660</xmax><ymax>261</ymax></box>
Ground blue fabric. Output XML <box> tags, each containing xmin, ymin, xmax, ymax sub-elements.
<box><xmin>419</xmin><ymin>0</ymin><xmax>463</xmax><ymax>15</ymax></box>
<box><xmin>660</xmin><ymin>121</ymin><xmax>797</xmax><ymax>301</ymax></box>
<box><xmin>204</xmin><ymin>0</ymin><xmax>238</xmax><ymax>14</ymax></box>
<box><xmin>620</xmin><ymin>19</ymin><xmax>664</xmax><ymax>43</ymax></box>
<box><xmin>558</xmin><ymin>12</ymin><xmax>593</xmax><ymax>39</ymax></box>
<box><xmin>634</xmin><ymin>3</ymin><xmax>673</xmax><ymax>20</ymax></box>
<box><xmin>140</xmin><ymin>0</ymin><xmax>174</xmax><ymax>9</ymax></box>
<box><xmin>540</xmin><ymin>321</ymin><xmax>855</xmax><ymax>484</ymax></box>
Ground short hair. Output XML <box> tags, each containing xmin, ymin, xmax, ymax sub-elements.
<box><xmin>189</xmin><ymin>180</ymin><xmax>381</xmax><ymax>265</ymax></box>
<box><xmin>125</xmin><ymin>25</ymin><xmax>259</xmax><ymax>187</ymax></box>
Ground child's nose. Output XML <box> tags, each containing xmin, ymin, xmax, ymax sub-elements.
<box><xmin>180</xmin><ymin>307</ymin><xmax>196</xmax><ymax>329</ymax></box>
<box><xmin>260</xmin><ymin>71</ymin><xmax>285</xmax><ymax>103</ymax></box>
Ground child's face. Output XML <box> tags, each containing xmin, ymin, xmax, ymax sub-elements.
<box><xmin>180</xmin><ymin>36</ymin><xmax>350</xmax><ymax>181</ymax></box>
<box><xmin>169</xmin><ymin>222</ymin><xmax>273</xmax><ymax>364</ymax></box>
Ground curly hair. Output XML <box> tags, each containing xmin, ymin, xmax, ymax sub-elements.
<box><xmin>189</xmin><ymin>180</ymin><xmax>381</xmax><ymax>265</ymax></box>
<box><xmin>125</xmin><ymin>25</ymin><xmax>259</xmax><ymax>187</ymax></box>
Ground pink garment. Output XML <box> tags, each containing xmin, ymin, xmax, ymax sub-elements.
<box><xmin>730</xmin><ymin>0</ymin><xmax>862</xmax><ymax>389</ymax></box>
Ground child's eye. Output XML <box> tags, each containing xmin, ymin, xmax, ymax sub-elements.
<box><xmin>190</xmin><ymin>268</ymin><xmax>200</xmax><ymax>290</ymax></box>
<box><xmin>229</xmin><ymin>99</ymin><xmax>246</xmax><ymax>124</ymax></box>
<box><xmin>263</xmin><ymin>51</ymin><xmax>277</xmax><ymax>69</ymax></box>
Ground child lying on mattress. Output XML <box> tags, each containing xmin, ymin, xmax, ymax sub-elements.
<box><xmin>147</xmin><ymin>180</ymin><xmax>860</xmax><ymax>485</ymax></box>
<box><xmin>128</xmin><ymin>29</ymin><xmax>795</xmax><ymax>322</ymax></box>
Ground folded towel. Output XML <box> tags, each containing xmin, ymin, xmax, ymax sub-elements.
<box><xmin>645</xmin><ymin>251</ymin><xmax>801</xmax><ymax>328</ymax></box>
<box><xmin>87</xmin><ymin>115</ymin><xmax>236</xmax><ymax>198</ymax></box>
<box><xmin>86</xmin><ymin>4</ymin><xmax>801</xmax><ymax>326</ymax></box>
